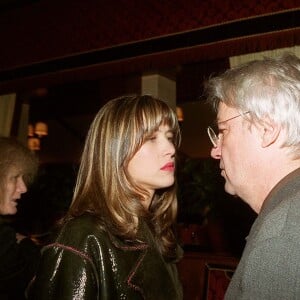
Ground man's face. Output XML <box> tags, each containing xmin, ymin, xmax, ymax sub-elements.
<box><xmin>210</xmin><ymin>102</ymin><xmax>260</xmax><ymax>202</ymax></box>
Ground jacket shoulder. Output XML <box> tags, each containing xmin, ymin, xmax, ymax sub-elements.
<box><xmin>44</xmin><ymin>214</ymin><xmax>108</xmax><ymax>258</ymax></box>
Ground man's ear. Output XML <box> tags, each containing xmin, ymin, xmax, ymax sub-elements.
<box><xmin>260</xmin><ymin>119</ymin><xmax>280</xmax><ymax>147</ymax></box>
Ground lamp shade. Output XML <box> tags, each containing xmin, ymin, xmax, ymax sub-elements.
<box><xmin>28</xmin><ymin>124</ymin><xmax>34</xmax><ymax>137</ymax></box>
<box><xmin>35</xmin><ymin>122</ymin><xmax>48</xmax><ymax>137</ymax></box>
<box><xmin>176</xmin><ymin>106</ymin><xmax>184</xmax><ymax>122</ymax></box>
<box><xmin>28</xmin><ymin>137</ymin><xmax>40</xmax><ymax>151</ymax></box>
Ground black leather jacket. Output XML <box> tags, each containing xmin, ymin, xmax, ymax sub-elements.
<box><xmin>29</xmin><ymin>214</ymin><xmax>183</xmax><ymax>299</ymax></box>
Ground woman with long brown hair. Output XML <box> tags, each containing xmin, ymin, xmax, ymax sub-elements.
<box><xmin>31</xmin><ymin>95</ymin><xmax>183</xmax><ymax>299</ymax></box>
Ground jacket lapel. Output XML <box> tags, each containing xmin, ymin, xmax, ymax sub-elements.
<box><xmin>108</xmin><ymin>221</ymin><xmax>180</xmax><ymax>299</ymax></box>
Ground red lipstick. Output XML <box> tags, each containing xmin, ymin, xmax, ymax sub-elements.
<box><xmin>161</xmin><ymin>162</ymin><xmax>175</xmax><ymax>171</ymax></box>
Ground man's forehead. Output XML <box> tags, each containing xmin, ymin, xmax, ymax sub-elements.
<box><xmin>217</xmin><ymin>103</ymin><xmax>238</xmax><ymax>120</ymax></box>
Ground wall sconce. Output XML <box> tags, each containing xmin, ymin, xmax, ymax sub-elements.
<box><xmin>27</xmin><ymin>122</ymin><xmax>48</xmax><ymax>151</ymax></box>
<box><xmin>35</xmin><ymin>122</ymin><xmax>48</xmax><ymax>137</ymax></box>
<box><xmin>176</xmin><ymin>106</ymin><xmax>184</xmax><ymax>122</ymax></box>
<box><xmin>27</xmin><ymin>137</ymin><xmax>40</xmax><ymax>151</ymax></box>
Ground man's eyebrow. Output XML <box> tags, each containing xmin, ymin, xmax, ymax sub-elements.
<box><xmin>217</xmin><ymin>119</ymin><xmax>227</xmax><ymax>125</ymax></box>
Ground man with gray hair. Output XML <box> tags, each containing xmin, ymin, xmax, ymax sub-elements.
<box><xmin>206</xmin><ymin>53</ymin><xmax>300</xmax><ymax>299</ymax></box>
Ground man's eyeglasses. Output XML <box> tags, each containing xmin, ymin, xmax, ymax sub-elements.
<box><xmin>207</xmin><ymin>112</ymin><xmax>250</xmax><ymax>147</ymax></box>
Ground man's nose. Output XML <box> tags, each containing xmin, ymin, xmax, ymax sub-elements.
<box><xmin>210</xmin><ymin>145</ymin><xmax>221</xmax><ymax>159</ymax></box>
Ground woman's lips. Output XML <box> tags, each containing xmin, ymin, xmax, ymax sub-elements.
<box><xmin>161</xmin><ymin>162</ymin><xmax>175</xmax><ymax>171</ymax></box>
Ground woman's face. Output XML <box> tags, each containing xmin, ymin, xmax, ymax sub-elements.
<box><xmin>127</xmin><ymin>124</ymin><xmax>176</xmax><ymax>209</ymax></box>
<box><xmin>0</xmin><ymin>166</ymin><xmax>27</xmax><ymax>215</ymax></box>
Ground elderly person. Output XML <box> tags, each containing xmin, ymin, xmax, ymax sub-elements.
<box><xmin>0</xmin><ymin>137</ymin><xmax>40</xmax><ymax>300</ymax></box>
<box><xmin>206</xmin><ymin>53</ymin><xmax>300</xmax><ymax>299</ymax></box>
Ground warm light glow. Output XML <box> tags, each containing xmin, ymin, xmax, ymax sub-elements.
<box><xmin>35</xmin><ymin>122</ymin><xmax>48</xmax><ymax>137</ymax></box>
<box><xmin>176</xmin><ymin>106</ymin><xmax>184</xmax><ymax>122</ymax></box>
<box><xmin>28</xmin><ymin>137</ymin><xmax>40</xmax><ymax>151</ymax></box>
<box><xmin>27</xmin><ymin>121</ymin><xmax>48</xmax><ymax>150</ymax></box>
<box><xmin>28</xmin><ymin>124</ymin><xmax>34</xmax><ymax>137</ymax></box>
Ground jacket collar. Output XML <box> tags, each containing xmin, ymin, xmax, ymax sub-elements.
<box><xmin>106</xmin><ymin>220</ymin><xmax>180</xmax><ymax>298</ymax></box>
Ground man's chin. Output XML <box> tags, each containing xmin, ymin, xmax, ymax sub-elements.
<box><xmin>224</xmin><ymin>182</ymin><xmax>236</xmax><ymax>196</ymax></box>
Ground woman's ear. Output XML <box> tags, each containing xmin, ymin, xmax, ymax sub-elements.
<box><xmin>260</xmin><ymin>119</ymin><xmax>281</xmax><ymax>148</ymax></box>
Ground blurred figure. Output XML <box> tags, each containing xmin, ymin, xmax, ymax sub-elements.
<box><xmin>206</xmin><ymin>53</ymin><xmax>300</xmax><ymax>299</ymax></box>
<box><xmin>30</xmin><ymin>95</ymin><xmax>183</xmax><ymax>299</ymax></box>
<box><xmin>0</xmin><ymin>136</ymin><xmax>40</xmax><ymax>300</ymax></box>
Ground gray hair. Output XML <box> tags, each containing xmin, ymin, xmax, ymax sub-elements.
<box><xmin>205</xmin><ymin>53</ymin><xmax>300</xmax><ymax>157</ymax></box>
<box><xmin>0</xmin><ymin>136</ymin><xmax>38</xmax><ymax>191</ymax></box>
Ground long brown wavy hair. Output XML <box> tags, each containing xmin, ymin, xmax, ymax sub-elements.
<box><xmin>66</xmin><ymin>95</ymin><xmax>181</xmax><ymax>258</ymax></box>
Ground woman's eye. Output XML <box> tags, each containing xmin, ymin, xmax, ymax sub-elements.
<box><xmin>167</xmin><ymin>135</ymin><xmax>174</xmax><ymax>141</ymax></box>
<box><xmin>147</xmin><ymin>135</ymin><xmax>156</xmax><ymax>141</ymax></box>
<box><xmin>8</xmin><ymin>175</ymin><xmax>18</xmax><ymax>182</ymax></box>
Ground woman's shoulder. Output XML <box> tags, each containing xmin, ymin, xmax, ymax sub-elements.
<box><xmin>64</xmin><ymin>213</ymin><xmax>101</xmax><ymax>229</ymax></box>
<box><xmin>0</xmin><ymin>223</ymin><xmax>17</xmax><ymax>256</ymax></box>
<box><xmin>46</xmin><ymin>214</ymin><xmax>108</xmax><ymax>252</ymax></box>
<box><xmin>0</xmin><ymin>223</ymin><xmax>16</xmax><ymax>238</ymax></box>
<box><xmin>61</xmin><ymin>214</ymin><xmax>105</xmax><ymax>237</ymax></box>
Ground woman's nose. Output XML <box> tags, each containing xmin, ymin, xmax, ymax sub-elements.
<box><xmin>169</xmin><ymin>143</ymin><xmax>176</xmax><ymax>156</ymax></box>
<box><xmin>17</xmin><ymin>177</ymin><xmax>27</xmax><ymax>194</ymax></box>
<box><xmin>165</xmin><ymin>140</ymin><xmax>175</xmax><ymax>156</ymax></box>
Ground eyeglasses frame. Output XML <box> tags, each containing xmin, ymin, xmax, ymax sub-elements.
<box><xmin>207</xmin><ymin>111</ymin><xmax>250</xmax><ymax>147</ymax></box>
